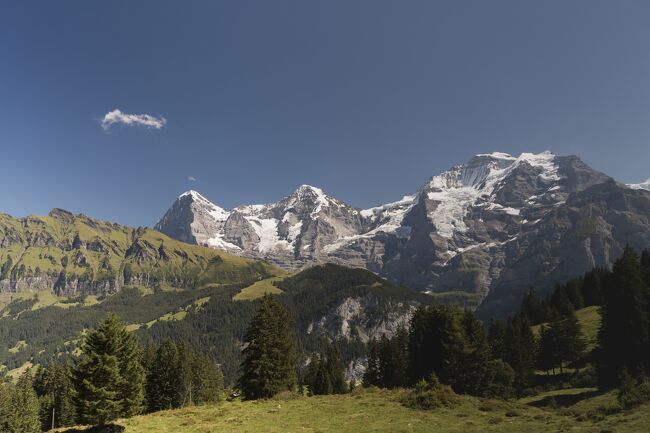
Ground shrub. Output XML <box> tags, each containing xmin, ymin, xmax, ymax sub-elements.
<box><xmin>617</xmin><ymin>370</ymin><xmax>650</xmax><ymax>410</ymax></box>
<box><xmin>401</xmin><ymin>374</ymin><xmax>459</xmax><ymax>410</ymax></box>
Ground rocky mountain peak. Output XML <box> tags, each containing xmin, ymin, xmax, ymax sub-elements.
<box><xmin>155</xmin><ymin>151</ymin><xmax>650</xmax><ymax>316</ymax></box>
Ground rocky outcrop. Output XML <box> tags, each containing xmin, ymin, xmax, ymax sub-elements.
<box><xmin>306</xmin><ymin>295</ymin><xmax>417</xmax><ymax>343</ymax></box>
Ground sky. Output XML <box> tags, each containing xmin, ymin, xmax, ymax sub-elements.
<box><xmin>1</xmin><ymin>1</ymin><xmax>650</xmax><ymax>227</ymax></box>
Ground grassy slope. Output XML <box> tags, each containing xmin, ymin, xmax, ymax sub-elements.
<box><xmin>0</xmin><ymin>210</ymin><xmax>280</xmax><ymax>292</ymax></box>
<box><xmin>531</xmin><ymin>305</ymin><xmax>602</xmax><ymax>352</ymax></box>
<box><xmin>0</xmin><ymin>209</ymin><xmax>286</xmax><ymax>374</ymax></box>
<box><xmin>233</xmin><ymin>276</ymin><xmax>286</xmax><ymax>301</ymax></box>
<box><xmin>59</xmin><ymin>388</ymin><xmax>650</xmax><ymax>433</ymax></box>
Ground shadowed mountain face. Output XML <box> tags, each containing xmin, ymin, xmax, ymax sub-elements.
<box><xmin>155</xmin><ymin>151</ymin><xmax>650</xmax><ymax>316</ymax></box>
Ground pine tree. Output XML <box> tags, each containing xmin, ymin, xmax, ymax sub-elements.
<box><xmin>73</xmin><ymin>314</ymin><xmax>145</xmax><ymax>425</ymax></box>
<box><xmin>487</xmin><ymin>320</ymin><xmax>506</xmax><ymax>360</ymax></box>
<box><xmin>308</xmin><ymin>354</ymin><xmax>333</xmax><ymax>395</ymax></box>
<box><xmin>7</xmin><ymin>371</ymin><xmax>40</xmax><ymax>433</ymax></box>
<box><xmin>558</xmin><ymin>310</ymin><xmax>586</xmax><ymax>370</ymax></box>
<box><xmin>537</xmin><ymin>324</ymin><xmax>560</xmax><ymax>374</ymax></box>
<box><xmin>189</xmin><ymin>351</ymin><xmax>223</xmax><ymax>405</ymax></box>
<box><xmin>324</xmin><ymin>346</ymin><xmax>347</xmax><ymax>394</ymax></box>
<box><xmin>455</xmin><ymin>310</ymin><xmax>493</xmax><ymax>396</ymax></box>
<box><xmin>551</xmin><ymin>284</ymin><xmax>574</xmax><ymax>317</ymax></box>
<box><xmin>363</xmin><ymin>340</ymin><xmax>382</xmax><ymax>387</ymax></box>
<box><xmin>598</xmin><ymin>246</ymin><xmax>650</xmax><ymax>388</ymax></box>
<box><xmin>146</xmin><ymin>340</ymin><xmax>183</xmax><ymax>411</ymax></box>
<box><xmin>238</xmin><ymin>295</ymin><xmax>297</xmax><ymax>399</ymax></box>
<box><xmin>119</xmin><ymin>327</ymin><xmax>146</xmax><ymax>417</ymax></box>
<box><xmin>505</xmin><ymin>315</ymin><xmax>536</xmax><ymax>392</ymax></box>
<box><xmin>521</xmin><ymin>289</ymin><xmax>545</xmax><ymax>324</ymax></box>
<box><xmin>641</xmin><ymin>249</ymin><xmax>650</xmax><ymax>289</ymax></box>
<box><xmin>408</xmin><ymin>305</ymin><xmax>463</xmax><ymax>385</ymax></box>
<box><xmin>582</xmin><ymin>267</ymin><xmax>607</xmax><ymax>307</ymax></box>
<box><xmin>34</xmin><ymin>361</ymin><xmax>76</xmax><ymax>430</ymax></box>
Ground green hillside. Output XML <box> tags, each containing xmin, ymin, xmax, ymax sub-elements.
<box><xmin>0</xmin><ymin>221</ymin><xmax>431</xmax><ymax>384</ymax></box>
<box><xmin>57</xmin><ymin>387</ymin><xmax>650</xmax><ymax>433</ymax></box>
<box><xmin>531</xmin><ymin>306</ymin><xmax>602</xmax><ymax>352</ymax></box>
<box><xmin>0</xmin><ymin>208</ymin><xmax>283</xmax><ymax>378</ymax></box>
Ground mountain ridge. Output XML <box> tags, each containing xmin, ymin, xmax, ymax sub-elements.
<box><xmin>155</xmin><ymin>151</ymin><xmax>650</xmax><ymax>315</ymax></box>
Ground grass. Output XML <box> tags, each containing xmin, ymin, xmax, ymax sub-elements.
<box><xmin>8</xmin><ymin>340</ymin><xmax>27</xmax><ymax>354</ymax></box>
<box><xmin>233</xmin><ymin>277</ymin><xmax>285</xmax><ymax>301</ymax></box>
<box><xmin>56</xmin><ymin>387</ymin><xmax>650</xmax><ymax>433</ymax></box>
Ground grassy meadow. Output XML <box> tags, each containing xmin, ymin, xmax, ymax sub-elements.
<box><xmin>54</xmin><ymin>387</ymin><xmax>650</xmax><ymax>433</ymax></box>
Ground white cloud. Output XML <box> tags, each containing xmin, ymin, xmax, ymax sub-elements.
<box><xmin>100</xmin><ymin>109</ymin><xmax>167</xmax><ymax>131</ymax></box>
<box><xmin>188</xmin><ymin>176</ymin><xmax>197</xmax><ymax>182</ymax></box>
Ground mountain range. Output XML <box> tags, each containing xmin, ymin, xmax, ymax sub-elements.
<box><xmin>156</xmin><ymin>151</ymin><xmax>650</xmax><ymax>317</ymax></box>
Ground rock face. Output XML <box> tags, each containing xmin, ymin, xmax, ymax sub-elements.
<box><xmin>155</xmin><ymin>151</ymin><xmax>650</xmax><ymax>316</ymax></box>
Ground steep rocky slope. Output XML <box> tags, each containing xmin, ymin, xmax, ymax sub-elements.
<box><xmin>156</xmin><ymin>151</ymin><xmax>650</xmax><ymax>315</ymax></box>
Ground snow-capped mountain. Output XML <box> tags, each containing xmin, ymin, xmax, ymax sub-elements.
<box><xmin>156</xmin><ymin>185</ymin><xmax>368</xmax><ymax>268</ymax></box>
<box><xmin>628</xmin><ymin>178</ymin><xmax>650</xmax><ymax>191</ymax></box>
<box><xmin>156</xmin><ymin>151</ymin><xmax>650</xmax><ymax>316</ymax></box>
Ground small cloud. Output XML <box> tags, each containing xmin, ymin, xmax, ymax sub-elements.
<box><xmin>188</xmin><ymin>176</ymin><xmax>197</xmax><ymax>182</ymax></box>
<box><xmin>100</xmin><ymin>109</ymin><xmax>167</xmax><ymax>131</ymax></box>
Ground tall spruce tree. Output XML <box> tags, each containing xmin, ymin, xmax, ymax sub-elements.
<box><xmin>408</xmin><ymin>305</ymin><xmax>463</xmax><ymax>385</ymax></box>
<box><xmin>505</xmin><ymin>315</ymin><xmax>536</xmax><ymax>392</ymax></box>
<box><xmin>537</xmin><ymin>324</ymin><xmax>560</xmax><ymax>374</ymax></box>
<box><xmin>189</xmin><ymin>351</ymin><xmax>224</xmax><ymax>405</ymax></box>
<box><xmin>455</xmin><ymin>310</ymin><xmax>493</xmax><ymax>396</ymax></box>
<box><xmin>73</xmin><ymin>314</ymin><xmax>145</xmax><ymax>425</ymax></box>
<box><xmin>558</xmin><ymin>310</ymin><xmax>586</xmax><ymax>370</ymax></box>
<box><xmin>324</xmin><ymin>346</ymin><xmax>347</xmax><ymax>394</ymax></box>
<box><xmin>146</xmin><ymin>340</ymin><xmax>183</xmax><ymax>411</ymax></box>
<box><xmin>487</xmin><ymin>320</ymin><xmax>506</xmax><ymax>360</ymax></box>
<box><xmin>6</xmin><ymin>371</ymin><xmax>40</xmax><ymax>433</ymax></box>
<box><xmin>238</xmin><ymin>295</ymin><xmax>297</xmax><ymax>399</ymax></box>
<box><xmin>34</xmin><ymin>361</ymin><xmax>76</xmax><ymax>430</ymax></box>
<box><xmin>582</xmin><ymin>267</ymin><xmax>607</xmax><ymax>307</ymax></box>
<box><xmin>598</xmin><ymin>246</ymin><xmax>650</xmax><ymax>388</ymax></box>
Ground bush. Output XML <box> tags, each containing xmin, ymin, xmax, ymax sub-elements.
<box><xmin>401</xmin><ymin>374</ymin><xmax>459</xmax><ymax>410</ymax></box>
<box><xmin>617</xmin><ymin>370</ymin><xmax>650</xmax><ymax>410</ymax></box>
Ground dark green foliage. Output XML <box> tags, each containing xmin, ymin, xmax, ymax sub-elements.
<box><xmin>408</xmin><ymin>305</ymin><xmax>464</xmax><ymax>386</ymax></box>
<box><xmin>34</xmin><ymin>361</ymin><xmax>76</xmax><ymax>430</ymax></box>
<box><xmin>73</xmin><ymin>314</ymin><xmax>145</xmax><ymax>425</ymax></box>
<box><xmin>146</xmin><ymin>340</ymin><xmax>183</xmax><ymax>411</ymax></box>
<box><xmin>0</xmin><ymin>371</ymin><xmax>41</xmax><ymax>433</ymax></box>
<box><xmin>504</xmin><ymin>315</ymin><xmax>536</xmax><ymax>392</ymax></box>
<box><xmin>363</xmin><ymin>328</ymin><xmax>409</xmax><ymax>389</ymax></box>
<box><xmin>537</xmin><ymin>311</ymin><xmax>585</xmax><ymax>375</ymax></box>
<box><xmin>487</xmin><ymin>320</ymin><xmax>506</xmax><ymax>360</ymax></box>
<box><xmin>401</xmin><ymin>374</ymin><xmax>459</xmax><ymax>410</ymax></box>
<box><xmin>536</xmin><ymin>324</ymin><xmax>560</xmax><ymax>374</ymax></box>
<box><xmin>598</xmin><ymin>246</ymin><xmax>650</xmax><ymax>388</ymax></box>
<box><xmin>366</xmin><ymin>305</ymin><xmax>516</xmax><ymax>398</ymax></box>
<box><xmin>238</xmin><ymin>295</ymin><xmax>298</xmax><ymax>399</ymax></box>
<box><xmin>304</xmin><ymin>354</ymin><xmax>332</xmax><ymax>395</ymax></box>
<box><xmin>641</xmin><ymin>249</ymin><xmax>650</xmax><ymax>288</ymax></box>
<box><xmin>520</xmin><ymin>290</ymin><xmax>545</xmax><ymax>324</ymax></box>
<box><xmin>188</xmin><ymin>351</ymin><xmax>224</xmax><ymax>405</ymax></box>
<box><xmin>617</xmin><ymin>369</ymin><xmax>650</xmax><ymax>409</ymax></box>
<box><xmin>145</xmin><ymin>340</ymin><xmax>223</xmax><ymax>411</ymax></box>
<box><xmin>582</xmin><ymin>267</ymin><xmax>607</xmax><ymax>307</ymax></box>
<box><xmin>454</xmin><ymin>310</ymin><xmax>494</xmax><ymax>396</ymax></box>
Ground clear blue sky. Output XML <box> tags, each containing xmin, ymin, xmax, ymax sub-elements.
<box><xmin>2</xmin><ymin>1</ymin><xmax>650</xmax><ymax>226</ymax></box>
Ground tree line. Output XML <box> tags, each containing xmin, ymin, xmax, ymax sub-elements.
<box><xmin>0</xmin><ymin>314</ymin><xmax>223</xmax><ymax>432</ymax></box>
<box><xmin>363</xmin><ymin>246</ymin><xmax>650</xmax><ymax>398</ymax></box>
